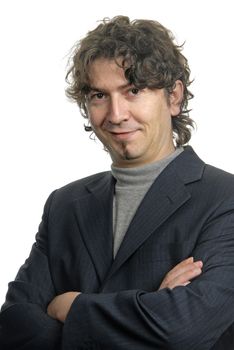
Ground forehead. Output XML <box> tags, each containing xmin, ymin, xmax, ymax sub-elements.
<box><xmin>88</xmin><ymin>58</ymin><xmax>129</xmax><ymax>90</ymax></box>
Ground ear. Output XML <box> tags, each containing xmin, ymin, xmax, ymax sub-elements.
<box><xmin>169</xmin><ymin>80</ymin><xmax>184</xmax><ymax>117</ymax></box>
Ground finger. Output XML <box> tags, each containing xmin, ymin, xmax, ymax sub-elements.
<box><xmin>168</xmin><ymin>265</ymin><xmax>202</xmax><ymax>289</ymax></box>
<box><xmin>166</xmin><ymin>259</ymin><xmax>202</xmax><ymax>282</ymax></box>
<box><xmin>166</xmin><ymin>257</ymin><xmax>194</xmax><ymax>276</ymax></box>
<box><xmin>183</xmin><ymin>281</ymin><xmax>191</xmax><ymax>286</ymax></box>
<box><xmin>158</xmin><ymin>258</ymin><xmax>203</xmax><ymax>290</ymax></box>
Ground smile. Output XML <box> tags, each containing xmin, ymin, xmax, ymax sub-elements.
<box><xmin>110</xmin><ymin>130</ymin><xmax>138</xmax><ymax>141</ymax></box>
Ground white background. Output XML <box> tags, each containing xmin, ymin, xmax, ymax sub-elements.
<box><xmin>0</xmin><ymin>0</ymin><xmax>234</xmax><ymax>304</ymax></box>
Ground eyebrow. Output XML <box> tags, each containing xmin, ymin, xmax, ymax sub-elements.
<box><xmin>88</xmin><ymin>82</ymin><xmax>133</xmax><ymax>93</ymax></box>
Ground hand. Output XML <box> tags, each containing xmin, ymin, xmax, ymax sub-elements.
<box><xmin>47</xmin><ymin>291</ymin><xmax>81</xmax><ymax>323</ymax></box>
<box><xmin>158</xmin><ymin>257</ymin><xmax>203</xmax><ymax>290</ymax></box>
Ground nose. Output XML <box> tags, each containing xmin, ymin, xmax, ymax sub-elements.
<box><xmin>107</xmin><ymin>95</ymin><xmax>129</xmax><ymax>125</ymax></box>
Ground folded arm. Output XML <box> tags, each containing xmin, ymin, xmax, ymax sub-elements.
<box><xmin>60</xmin><ymin>199</ymin><xmax>234</xmax><ymax>350</ymax></box>
<box><xmin>0</xmin><ymin>192</ymin><xmax>62</xmax><ymax>350</ymax></box>
<box><xmin>2</xmin><ymin>195</ymin><xmax>234</xmax><ymax>350</ymax></box>
<box><xmin>47</xmin><ymin>257</ymin><xmax>203</xmax><ymax>323</ymax></box>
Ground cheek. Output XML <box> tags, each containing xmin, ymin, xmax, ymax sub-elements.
<box><xmin>88</xmin><ymin>110</ymin><xmax>103</xmax><ymax>129</ymax></box>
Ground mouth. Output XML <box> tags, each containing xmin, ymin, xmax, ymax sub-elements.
<box><xmin>110</xmin><ymin>130</ymin><xmax>139</xmax><ymax>141</ymax></box>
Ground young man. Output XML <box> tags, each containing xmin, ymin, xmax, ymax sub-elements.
<box><xmin>1</xmin><ymin>16</ymin><xmax>234</xmax><ymax>349</ymax></box>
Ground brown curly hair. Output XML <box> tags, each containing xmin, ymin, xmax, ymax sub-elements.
<box><xmin>66</xmin><ymin>16</ymin><xmax>194</xmax><ymax>146</ymax></box>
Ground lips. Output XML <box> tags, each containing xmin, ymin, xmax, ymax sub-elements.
<box><xmin>110</xmin><ymin>130</ymin><xmax>138</xmax><ymax>141</ymax></box>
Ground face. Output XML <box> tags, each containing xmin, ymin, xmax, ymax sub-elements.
<box><xmin>86</xmin><ymin>58</ymin><xmax>183</xmax><ymax>168</ymax></box>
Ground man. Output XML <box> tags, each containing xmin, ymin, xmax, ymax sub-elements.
<box><xmin>1</xmin><ymin>15</ymin><xmax>234</xmax><ymax>349</ymax></box>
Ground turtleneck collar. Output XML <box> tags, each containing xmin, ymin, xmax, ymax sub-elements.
<box><xmin>111</xmin><ymin>147</ymin><xmax>184</xmax><ymax>188</ymax></box>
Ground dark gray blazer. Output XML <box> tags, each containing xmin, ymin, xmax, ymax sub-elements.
<box><xmin>1</xmin><ymin>146</ymin><xmax>234</xmax><ymax>349</ymax></box>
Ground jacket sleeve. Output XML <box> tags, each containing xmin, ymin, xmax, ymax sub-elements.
<box><xmin>62</xmin><ymin>198</ymin><xmax>234</xmax><ymax>350</ymax></box>
<box><xmin>0</xmin><ymin>191</ymin><xmax>62</xmax><ymax>350</ymax></box>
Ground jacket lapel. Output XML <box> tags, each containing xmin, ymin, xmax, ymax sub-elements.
<box><xmin>73</xmin><ymin>147</ymin><xmax>205</xmax><ymax>286</ymax></box>
<box><xmin>74</xmin><ymin>173</ymin><xmax>115</xmax><ymax>284</ymax></box>
<box><xmin>103</xmin><ymin>146</ymin><xmax>205</xmax><ymax>282</ymax></box>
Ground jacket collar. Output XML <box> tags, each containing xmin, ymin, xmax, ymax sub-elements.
<box><xmin>171</xmin><ymin>146</ymin><xmax>205</xmax><ymax>184</ymax></box>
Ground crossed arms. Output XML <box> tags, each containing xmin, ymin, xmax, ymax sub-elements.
<box><xmin>47</xmin><ymin>257</ymin><xmax>203</xmax><ymax>323</ymax></box>
<box><xmin>1</xmin><ymin>195</ymin><xmax>234</xmax><ymax>349</ymax></box>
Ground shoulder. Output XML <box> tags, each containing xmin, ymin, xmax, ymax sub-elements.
<box><xmin>202</xmin><ymin>164</ymin><xmax>234</xmax><ymax>194</ymax></box>
<box><xmin>44</xmin><ymin>171</ymin><xmax>112</xmax><ymax>208</ymax></box>
<box><xmin>173</xmin><ymin>147</ymin><xmax>234</xmax><ymax>206</ymax></box>
<box><xmin>176</xmin><ymin>146</ymin><xmax>234</xmax><ymax>194</ymax></box>
<box><xmin>58</xmin><ymin>171</ymin><xmax>111</xmax><ymax>193</ymax></box>
<box><xmin>190</xmin><ymin>162</ymin><xmax>234</xmax><ymax>212</ymax></box>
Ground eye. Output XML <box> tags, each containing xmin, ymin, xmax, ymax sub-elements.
<box><xmin>129</xmin><ymin>87</ymin><xmax>140</xmax><ymax>95</ymax></box>
<box><xmin>95</xmin><ymin>92</ymin><xmax>105</xmax><ymax>99</ymax></box>
<box><xmin>90</xmin><ymin>92</ymin><xmax>105</xmax><ymax>100</ymax></box>
<box><xmin>87</xmin><ymin>91</ymin><xmax>106</xmax><ymax>101</ymax></box>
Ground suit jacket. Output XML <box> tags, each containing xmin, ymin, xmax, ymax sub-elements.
<box><xmin>1</xmin><ymin>146</ymin><xmax>234</xmax><ymax>349</ymax></box>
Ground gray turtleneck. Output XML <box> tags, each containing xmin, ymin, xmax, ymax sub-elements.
<box><xmin>111</xmin><ymin>147</ymin><xmax>184</xmax><ymax>258</ymax></box>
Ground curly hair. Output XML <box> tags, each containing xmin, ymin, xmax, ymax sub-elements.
<box><xmin>66</xmin><ymin>16</ymin><xmax>194</xmax><ymax>146</ymax></box>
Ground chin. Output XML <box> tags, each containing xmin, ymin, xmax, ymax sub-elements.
<box><xmin>111</xmin><ymin>144</ymin><xmax>143</xmax><ymax>164</ymax></box>
<box><xmin>122</xmin><ymin>150</ymin><xmax>143</xmax><ymax>163</ymax></box>
<box><xmin>122</xmin><ymin>145</ymin><xmax>142</xmax><ymax>159</ymax></box>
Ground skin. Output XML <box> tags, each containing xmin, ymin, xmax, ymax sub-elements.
<box><xmin>159</xmin><ymin>257</ymin><xmax>203</xmax><ymax>290</ymax></box>
<box><xmin>47</xmin><ymin>58</ymin><xmax>203</xmax><ymax>323</ymax></box>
